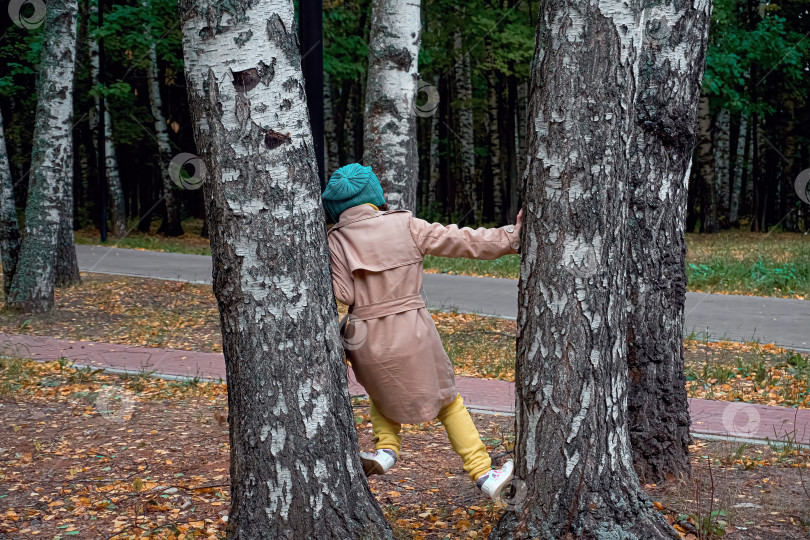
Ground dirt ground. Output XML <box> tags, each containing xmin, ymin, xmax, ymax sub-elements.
<box><xmin>1</xmin><ymin>386</ymin><xmax>807</xmax><ymax>539</ymax></box>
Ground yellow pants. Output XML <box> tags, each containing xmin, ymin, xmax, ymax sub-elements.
<box><xmin>369</xmin><ymin>394</ymin><xmax>492</xmax><ymax>481</ymax></box>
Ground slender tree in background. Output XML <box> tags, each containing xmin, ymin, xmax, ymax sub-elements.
<box><xmin>626</xmin><ymin>0</ymin><xmax>711</xmax><ymax>484</ymax></box>
<box><xmin>714</xmin><ymin>108</ymin><xmax>730</xmax><ymax>224</ymax></box>
<box><xmin>179</xmin><ymin>0</ymin><xmax>392</xmax><ymax>536</ymax></box>
<box><xmin>696</xmin><ymin>94</ymin><xmax>717</xmax><ymax>232</ymax></box>
<box><xmin>729</xmin><ymin>111</ymin><xmax>748</xmax><ymax>226</ymax></box>
<box><xmin>452</xmin><ymin>28</ymin><xmax>477</xmax><ymax>223</ymax></box>
<box><xmin>363</xmin><ymin>0</ymin><xmax>421</xmax><ymax>211</ymax></box>
<box><xmin>89</xmin><ymin>0</ymin><xmax>126</xmax><ymax>238</ymax></box>
<box><xmin>145</xmin><ymin>0</ymin><xmax>183</xmax><ymax>236</ymax></box>
<box><xmin>7</xmin><ymin>0</ymin><xmax>78</xmax><ymax>312</ymax></box>
<box><xmin>492</xmin><ymin>0</ymin><xmax>678</xmax><ymax>536</ymax></box>
<box><xmin>0</xmin><ymin>112</ymin><xmax>21</xmax><ymax>297</ymax></box>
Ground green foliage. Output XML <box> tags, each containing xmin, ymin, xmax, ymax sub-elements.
<box><xmin>703</xmin><ymin>0</ymin><xmax>810</xmax><ymax>114</ymax></box>
<box><xmin>323</xmin><ymin>0</ymin><xmax>372</xmax><ymax>79</ymax></box>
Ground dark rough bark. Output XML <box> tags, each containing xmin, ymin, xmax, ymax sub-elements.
<box><xmin>491</xmin><ymin>0</ymin><xmax>679</xmax><ymax>536</ymax></box>
<box><xmin>362</xmin><ymin>0</ymin><xmax>420</xmax><ymax>211</ymax></box>
<box><xmin>179</xmin><ymin>1</ymin><xmax>393</xmax><ymax>537</ymax></box>
<box><xmin>0</xmin><ymin>111</ymin><xmax>21</xmax><ymax>297</ymax></box>
<box><xmin>55</xmin><ymin>135</ymin><xmax>81</xmax><ymax>288</ymax></box>
<box><xmin>7</xmin><ymin>0</ymin><xmax>78</xmax><ymax>312</ymax></box>
<box><xmin>627</xmin><ymin>0</ymin><xmax>711</xmax><ymax>484</ymax></box>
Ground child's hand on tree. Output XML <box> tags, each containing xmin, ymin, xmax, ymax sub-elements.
<box><xmin>516</xmin><ymin>209</ymin><xmax>523</xmax><ymax>228</ymax></box>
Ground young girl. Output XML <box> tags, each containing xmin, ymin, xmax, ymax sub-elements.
<box><xmin>323</xmin><ymin>163</ymin><xmax>521</xmax><ymax>500</ymax></box>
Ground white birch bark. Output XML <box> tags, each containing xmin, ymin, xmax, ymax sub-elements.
<box><xmin>178</xmin><ymin>1</ymin><xmax>392</xmax><ymax>536</ymax></box>
<box><xmin>7</xmin><ymin>0</ymin><xmax>78</xmax><ymax>312</ymax></box>
<box><xmin>0</xmin><ymin>111</ymin><xmax>21</xmax><ymax>297</ymax></box>
<box><xmin>362</xmin><ymin>0</ymin><xmax>420</xmax><ymax>211</ymax></box>
<box><xmin>89</xmin><ymin>0</ymin><xmax>126</xmax><ymax>238</ymax></box>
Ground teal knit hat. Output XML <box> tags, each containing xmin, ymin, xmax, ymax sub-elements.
<box><xmin>321</xmin><ymin>163</ymin><xmax>386</xmax><ymax>221</ymax></box>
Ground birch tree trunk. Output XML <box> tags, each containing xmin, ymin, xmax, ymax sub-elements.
<box><xmin>453</xmin><ymin>30</ymin><xmax>478</xmax><ymax>224</ymax></box>
<box><xmin>0</xmin><ymin>112</ymin><xmax>21</xmax><ymax>297</ymax></box>
<box><xmin>714</xmin><ymin>108</ymin><xmax>730</xmax><ymax>226</ymax></box>
<box><xmin>55</xmin><ymin>127</ymin><xmax>80</xmax><ymax>288</ymax></box>
<box><xmin>492</xmin><ymin>0</ymin><xmax>678</xmax><ymax>535</ymax></box>
<box><xmin>697</xmin><ymin>94</ymin><xmax>717</xmax><ymax>233</ymax></box>
<box><xmin>7</xmin><ymin>0</ymin><xmax>78</xmax><ymax>312</ymax></box>
<box><xmin>626</xmin><ymin>0</ymin><xmax>711</xmax><ymax>484</ymax></box>
<box><xmin>145</xmin><ymin>2</ymin><xmax>184</xmax><ymax>237</ymax></box>
<box><xmin>729</xmin><ymin>112</ymin><xmax>748</xmax><ymax>226</ymax></box>
<box><xmin>179</xmin><ymin>1</ymin><xmax>392</xmax><ymax>537</ymax></box>
<box><xmin>89</xmin><ymin>0</ymin><xmax>126</xmax><ymax>238</ymax></box>
<box><xmin>362</xmin><ymin>0</ymin><xmax>420</xmax><ymax>211</ymax></box>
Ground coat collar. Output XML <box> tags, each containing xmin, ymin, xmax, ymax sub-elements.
<box><xmin>338</xmin><ymin>204</ymin><xmax>379</xmax><ymax>223</ymax></box>
<box><xmin>330</xmin><ymin>204</ymin><xmax>381</xmax><ymax>231</ymax></box>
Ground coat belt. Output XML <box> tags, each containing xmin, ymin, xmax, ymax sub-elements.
<box><xmin>349</xmin><ymin>293</ymin><xmax>426</xmax><ymax>321</ymax></box>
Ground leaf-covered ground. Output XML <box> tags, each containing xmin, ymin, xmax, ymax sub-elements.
<box><xmin>0</xmin><ymin>360</ymin><xmax>808</xmax><ymax>539</ymax></box>
<box><xmin>1</xmin><ymin>274</ymin><xmax>808</xmax><ymax>409</ymax></box>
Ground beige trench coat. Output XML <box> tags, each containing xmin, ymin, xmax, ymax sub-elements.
<box><xmin>327</xmin><ymin>204</ymin><xmax>521</xmax><ymax>424</ymax></box>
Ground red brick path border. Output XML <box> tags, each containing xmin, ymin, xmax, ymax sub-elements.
<box><xmin>2</xmin><ymin>333</ymin><xmax>807</xmax><ymax>445</ymax></box>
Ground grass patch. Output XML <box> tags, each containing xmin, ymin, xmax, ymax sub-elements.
<box><xmin>685</xmin><ymin>231</ymin><xmax>810</xmax><ymax>298</ymax></box>
<box><xmin>73</xmin><ymin>217</ymin><xmax>212</xmax><ymax>256</ymax></box>
<box><xmin>423</xmin><ymin>231</ymin><xmax>810</xmax><ymax>298</ymax></box>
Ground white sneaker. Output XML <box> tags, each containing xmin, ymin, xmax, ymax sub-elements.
<box><xmin>477</xmin><ymin>460</ymin><xmax>515</xmax><ymax>501</ymax></box>
<box><xmin>359</xmin><ymin>449</ymin><xmax>397</xmax><ymax>476</ymax></box>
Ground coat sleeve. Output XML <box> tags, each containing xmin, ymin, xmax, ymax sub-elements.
<box><xmin>408</xmin><ymin>216</ymin><xmax>521</xmax><ymax>260</ymax></box>
<box><xmin>327</xmin><ymin>235</ymin><xmax>355</xmax><ymax>306</ymax></box>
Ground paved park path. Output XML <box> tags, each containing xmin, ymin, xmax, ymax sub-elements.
<box><xmin>75</xmin><ymin>245</ymin><xmax>810</xmax><ymax>350</ymax></box>
<box><xmin>3</xmin><ymin>332</ymin><xmax>808</xmax><ymax>445</ymax></box>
